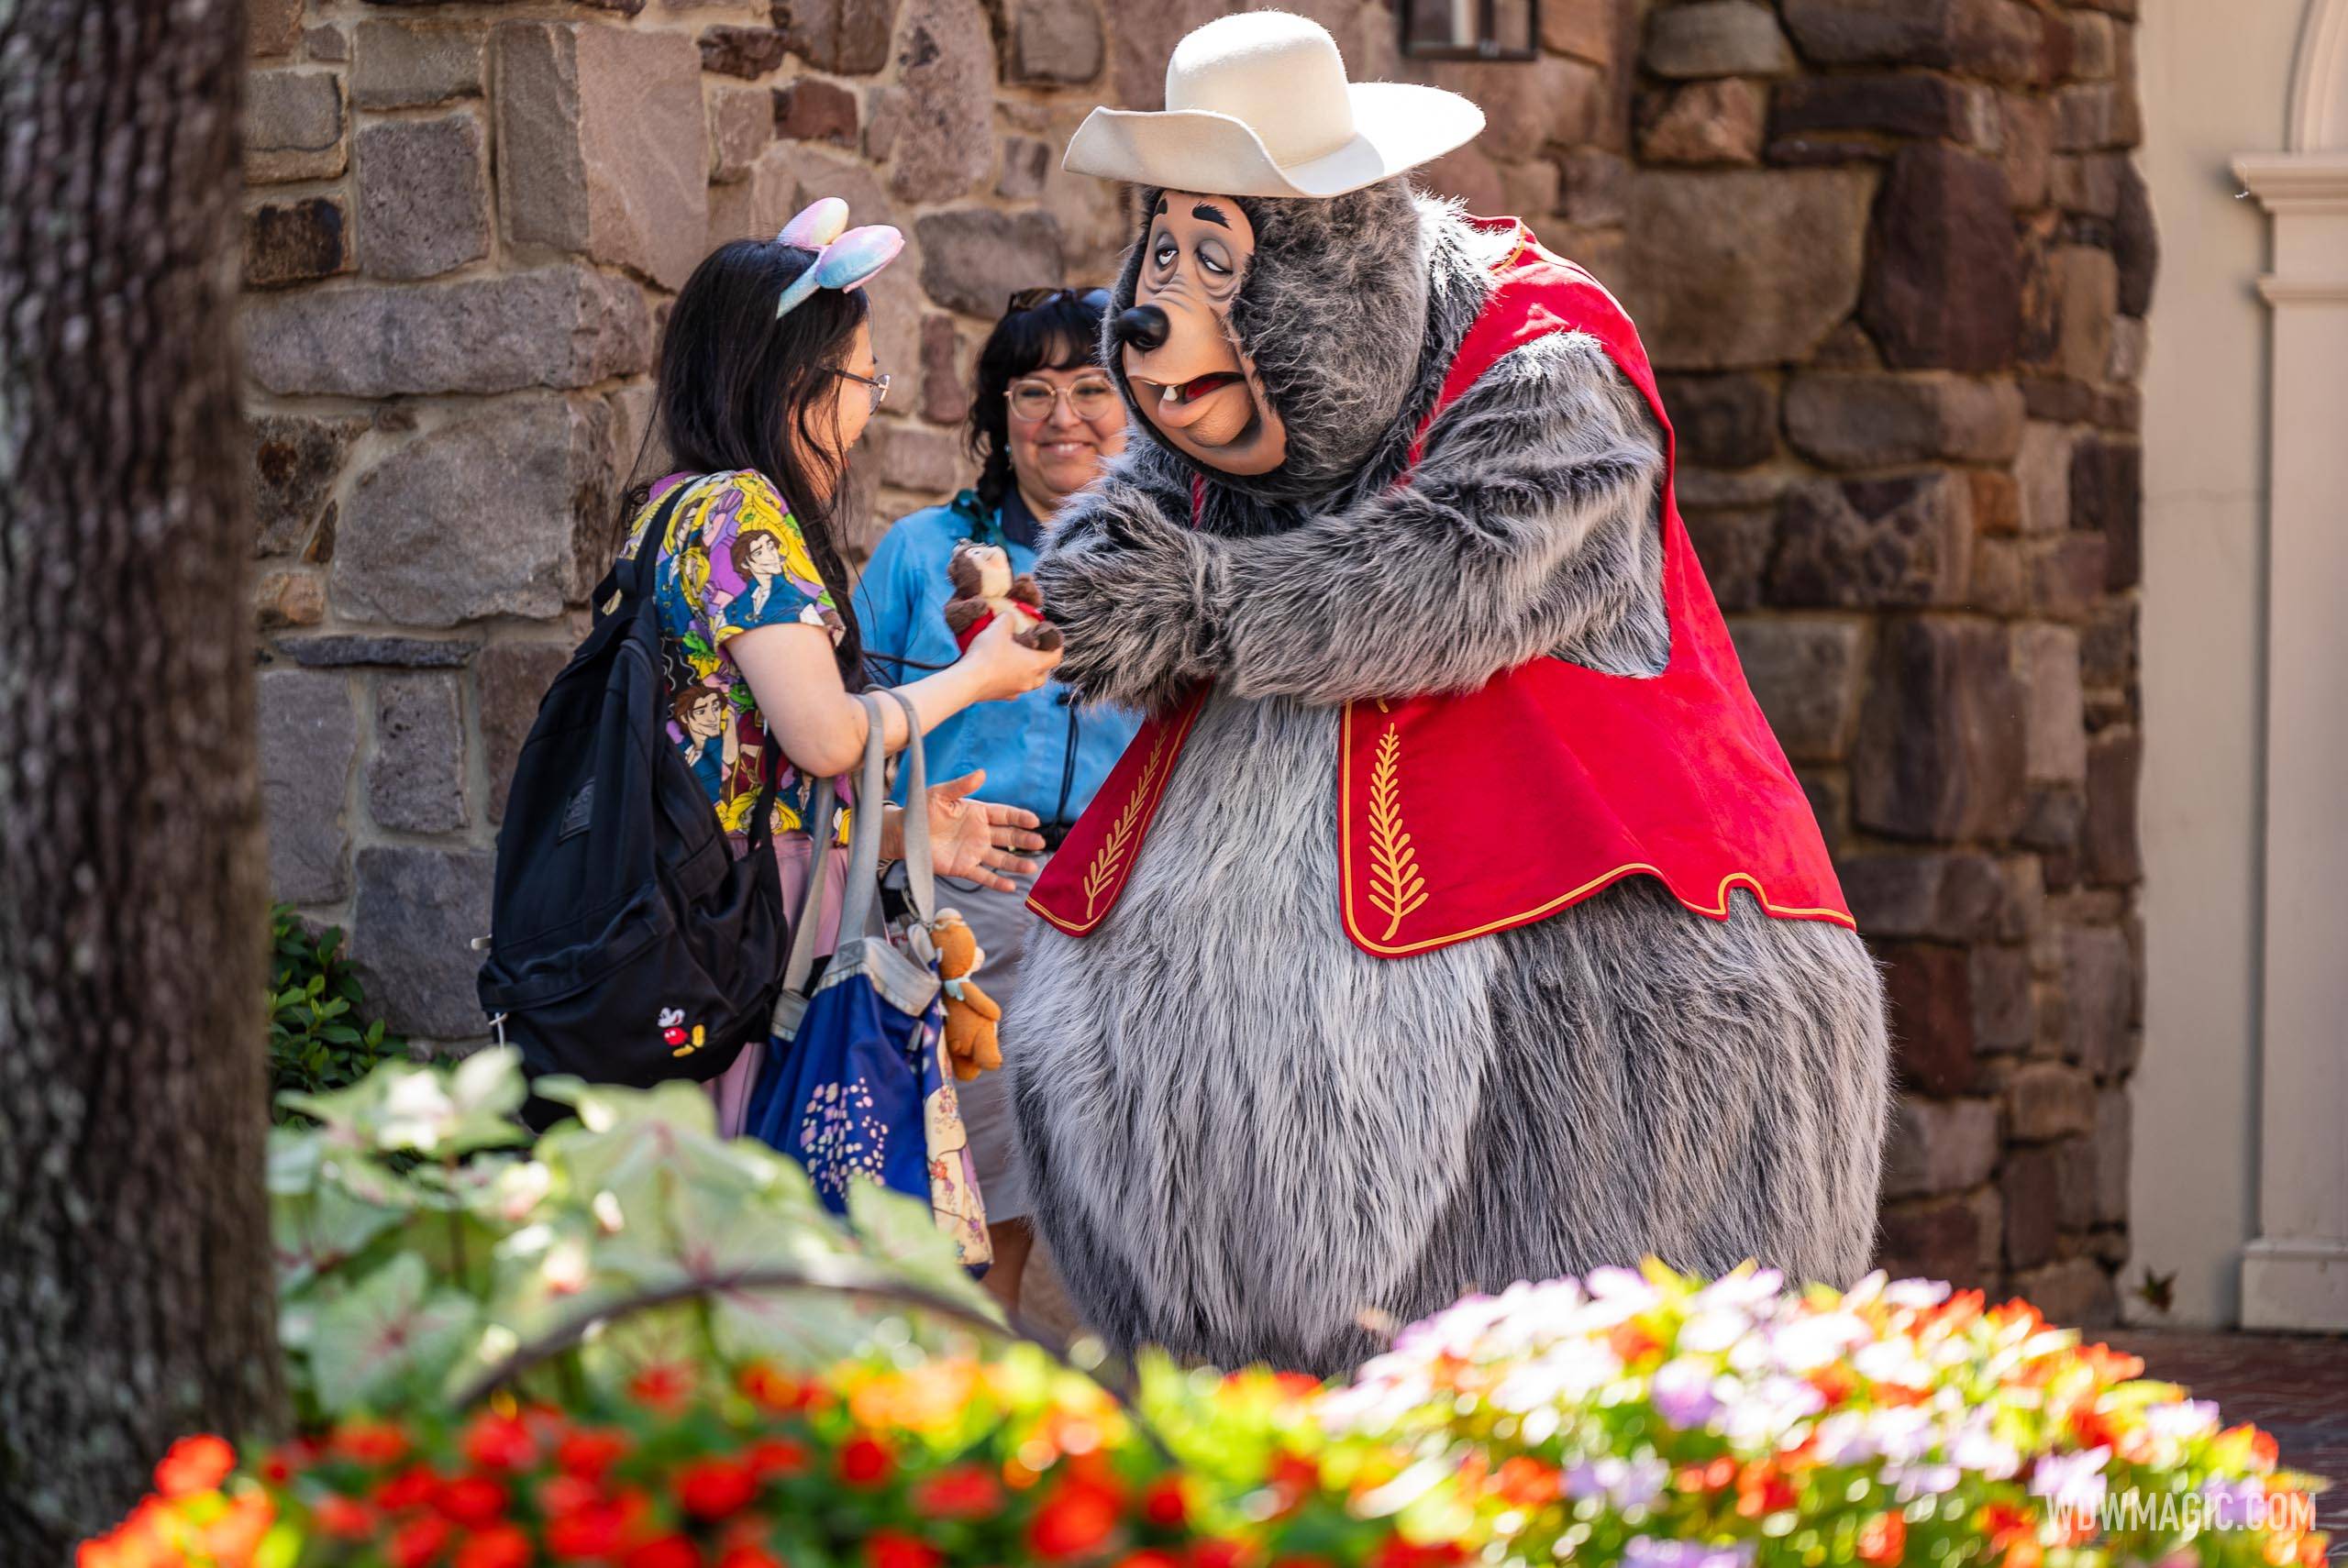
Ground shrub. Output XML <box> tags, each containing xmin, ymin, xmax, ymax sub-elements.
<box><xmin>269</xmin><ymin>907</ymin><xmax>396</xmax><ymax>1121</ymax></box>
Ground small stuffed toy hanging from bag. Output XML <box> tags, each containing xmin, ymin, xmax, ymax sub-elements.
<box><xmin>930</xmin><ymin>910</ymin><xmax>1003</xmax><ymax>1081</ymax></box>
<box><xmin>944</xmin><ymin>540</ymin><xmax>1062</xmax><ymax>654</ymax></box>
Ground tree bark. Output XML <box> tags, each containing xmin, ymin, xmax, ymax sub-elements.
<box><xmin>0</xmin><ymin>0</ymin><xmax>281</xmax><ymax>1554</ymax></box>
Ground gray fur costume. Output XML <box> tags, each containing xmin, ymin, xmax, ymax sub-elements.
<box><xmin>1008</xmin><ymin>182</ymin><xmax>1890</xmax><ymax>1375</ymax></box>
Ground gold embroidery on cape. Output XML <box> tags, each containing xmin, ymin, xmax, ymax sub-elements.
<box><xmin>1365</xmin><ymin>723</ymin><xmax>1428</xmax><ymax>940</ymax></box>
<box><xmin>1080</xmin><ymin>729</ymin><xmax>1171</xmax><ymax>921</ymax></box>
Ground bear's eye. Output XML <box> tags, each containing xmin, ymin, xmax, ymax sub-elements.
<box><xmin>1199</xmin><ymin>239</ymin><xmax>1234</xmax><ymax>278</ymax></box>
<box><xmin>1152</xmin><ymin>232</ymin><xmax>1179</xmax><ymax>270</ymax></box>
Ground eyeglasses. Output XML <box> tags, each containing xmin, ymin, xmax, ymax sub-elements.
<box><xmin>1006</xmin><ymin>286</ymin><xmax>1113</xmax><ymax>315</ymax></box>
<box><xmin>1006</xmin><ymin>376</ymin><xmax>1119</xmax><ymax>424</ymax></box>
<box><xmin>829</xmin><ymin>366</ymin><xmax>890</xmax><ymax>413</ymax></box>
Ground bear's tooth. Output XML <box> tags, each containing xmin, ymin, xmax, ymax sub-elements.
<box><xmin>1160</xmin><ymin>381</ymin><xmax>1180</xmax><ymax>404</ymax></box>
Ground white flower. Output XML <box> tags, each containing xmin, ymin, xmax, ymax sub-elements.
<box><xmin>1772</xmin><ymin>1311</ymin><xmax>1868</xmax><ymax>1375</ymax></box>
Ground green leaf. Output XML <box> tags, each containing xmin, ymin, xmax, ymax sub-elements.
<box><xmin>307</xmin><ymin>1252</ymin><xmax>480</xmax><ymax>1414</ymax></box>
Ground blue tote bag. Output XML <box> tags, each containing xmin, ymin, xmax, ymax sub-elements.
<box><xmin>743</xmin><ymin>690</ymin><xmax>991</xmax><ymax>1268</ymax></box>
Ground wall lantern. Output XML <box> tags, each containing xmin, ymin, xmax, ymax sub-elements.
<box><xmin>1399</xmin><ymin>0</ymin><xmax>1540</xmax><ymax>61</ymax></box>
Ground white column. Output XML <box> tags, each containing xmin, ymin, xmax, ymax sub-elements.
<box><xmin>2233</xmin><ymin>149</ymin><xmax>2348</xmax><ymax>1332</ymax></box>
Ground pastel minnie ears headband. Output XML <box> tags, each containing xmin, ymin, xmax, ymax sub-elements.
<box><xmin>773</xmin><ymin>198</ymin><xmax>904</xmax><ymax>320</ymax></box>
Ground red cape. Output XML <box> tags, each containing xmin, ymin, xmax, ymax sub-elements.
<box><xmin>1030</xmin><ymin>219</ymin><xmax>1851</xmax><ymax>957</ymax></box>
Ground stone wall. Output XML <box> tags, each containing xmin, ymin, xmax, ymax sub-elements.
<box><xmin>242</xmin><ymin>0</ymin><xmax>2147</xmax><ymax>1317</ymax></box>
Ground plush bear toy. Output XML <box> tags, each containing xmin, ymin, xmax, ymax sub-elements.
<box><xmin>945</xmin><ymin>540</ymin><xmax>1062</xmax><ymax>653</ymax></box>
<box><xmin>930</xmin><ymin>909</ymin><xmax>1002</xmax><ymax>1082</ymax></box>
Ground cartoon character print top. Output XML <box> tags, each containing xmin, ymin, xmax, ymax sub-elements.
<box><xmin>621</xmin><ymin>469</ymin><xmax>852</xmax><ymax>843</ymax></box>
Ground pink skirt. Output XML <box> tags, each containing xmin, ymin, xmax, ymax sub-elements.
<box><xmin>704</xmin><ymin>834</ymin><xmax>855</xmax><ymax>1140</ymax></box>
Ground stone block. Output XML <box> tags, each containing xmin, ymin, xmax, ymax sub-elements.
<box><xmin>2062</xmin><ymin>923</ymin><xmax>2135</xmax><ymax>1078</ymax></box>
<box><xmin>250</xmin><ymin>414</ymin><xmax>367</xmax><ymax>558</ymax></box>
<box><xmin>1728</xmin><ymin>617</ymin><xmax>1860</xmax><ymax>763</ymax></box>
<box><xmin>1970</xmin><ymin>944</ymin><xmax>2032</xmax><ymax>1052</ymax></box>
<box><xmin>2000</xmin><ymin>1143</ymin><xmax>2063</xmax><ymax>1267</ymax></box>
<box><xmin>256</xmin><ymin>569</ymin><xmax>327</xmax><ymax>630</ymax></box>
<box><xmin>2028</xmin><ymin>534</ymin><xmax>2109</xmax><ymax>622</ymax></box>
<box><xmin>2010</xmin><ymin>1258</ymin><xmax>2116</xmax><ymax>1325</ymax></box>
<box><xmin>2054</xmin><ymin>246</ymin><xmax>2119</xmax><ymax>384</ymax></box>
<box><xmin>865</xmin><ymin>419</ymin><xmax>964</xmax><ymax>495</ymax></box>
<box><xmin>1863</xmin><ymin>145</ymin><xmax>2023</xmax><ymax>371</ymax></box>
<box><xmin>1842</xmin><ymin>851</ymin><xmax>2008</xmax><ymax>942</ymax></box>
<box><xmin>1968</xmin><ymin>536</ymin><xmax>2026</xmax><ymax>614</ymax></box>
<box><xmin>2082</xmin><ymin>730</ymin><xmax>2140</xmax><ymax>888</ymax></box>
<box><xmin>2080</xmin><ymin>599</ymin><xmax>2135</xmax><ymax>690</ymax></box>
<box><xmin>258</xmin><ymin>668</ymin><xmax>359</xmax><ymax>905</ymax></box>
<box><xmin>772</xmin><ymin>0</ymin><xmax>899</xmax><ymax>74</ymax></box>
<box><xmin>1618</xmin><ymin>169</ymin><xmax>1876</xmax><ymax>370</ymax></box>
<box><xmin>351</xmin><ymin>20</ymin><xmax>483</xmax><ymax>108</ymax></box>
<box><xmin>2091</xmin><ymin>1088</ymin><xmax>2129</xmax><ymax>1225</ymax></box>
<box><xmin>1659</xmin><ymin>374</ymin><xmax>1776</xmax><ymax>469</ymax></box>
<box><xmin>1559</xmin><ymin>148</ymin><xmax>1628</xmax><ymax>226</ymax></box>
<box><xmin>496</xmin><ymin>22</ymin><xmax>708</xmax><ymax>292</ymax></box>
<box><xmin>1641</xmin><ymin>79</ymin><xmax>1765</xmax><ymax>166</ymax></box>
<box><xmin>479</xmin><ymin>643</ymin><xmax>572</xmax><ymax>823</ymax></box>
<box><xmin>1006</xmin><ymin>0</ymin><xmax>1102</xmax><ymax>83</ymax></box>
<box><xmin>369</xmin><ymin>672</ymin><xmax>468</xmax><ymax>834</ymax></box>
<box><xmin>350</xmin><ymin>846</ymin><xmax>496</xmax><ymax>1041</ymax></box>
<box><xmin>245</xmin><ymin>195</ymin><xmax>350</xmax><ymax>290</ymax></box>
<box><xmin>1770</xmin><ymin>472</ymin><xmax>1971</xmax><ymax>609</ymax></box>
<box><xmin>1782</xmin><ymin>0</ymin><xmax>2047</xmax><ymax>82</ymax></box>
<box><xmin>1433</xmin><ymin>54</ymin><xmax>1602</xmax><ymax>160</ymax></box>
<box><xmin>1677</xmin><ymin>468</ymin><xmax>1795</xmax><ymax>510</ymax></box>
<box><xmin>875</xmin><ymin>0</ymin><xmax>996</xmax><ymax>203</ymax></box>
<box><xmin>916</xmin><ymin>208</ymin><xmax>1066</xmax><ymax>320</ymax></box>
<box><xmin>2015</xmin><ymin>421</ymin><xmax>2076</xmax><ymax>535</ymax></box>
<box><xmin>1997</xmin><ymin>94</ymin><xmax>2054</xmax><ymax>209</ymax></box>
<box><xmin>356</xmin><ymin>114</ymin><xmax>489</xmax><ymax>282</ymax></box>
<box><xmin>307</xmin><ymin>27</ymin><xmax>349</xmax><ymax>64</ymax></box>
<box><xmin>2106</xmin><ymin>315</ymin><xmax>2146</xmax><ymax>385</ymax></box>
<box><xmin>1539</xmin><ymin>0</ymin><xmax>1614</xmax><ymax>66</ymax></box>
<box><xmin>2069</xmin><ymin>435</ymin><xmax>2141</xmax><ymax>589</ymax></box>
<box><xmin>246</xmin><ymin>69</ymin><xmax>346</xmax><ymax>183</ymax></box>
<box><xmin>2114</xmin><ymin>163</ymin><xmax>2156</xmax><ymax>316</ymax></box>
<box><xmin>991</xmin><ymin>136</ymin><xmax>1047</xmax><ymax>201</ymax></box>
<box><xmin>337</xmin><ymin>397</ymin><xmax>613</xmax><ymax>628</ymax></box>
<box><xmin>1769</xmin><ymin>73</ymin><xmax>1974</xmax><ymax>143</ymax></box>
<box><xmin>282</xmin><ymin>635</ymin><xmax>481</xmax><ymax>668</ymax></box>
<box><xmin>252</xmin><ymin>0</ymin><xmax>305</xmax><ymax>58</ymax></box>
<box><xmin>1645</xmin><ymin>2</ymin><xmax>1793</xmax><ymax>78</ymax></box>
<box><xmin>247</xmin><ymin>266</ymin><xmax>650</xmax><ymax>398</ymax></box>
<box><xmin>699</xmin><ymin>25</ymin><xmax>787</xmax><ymax>77</ymax></box>
<box><xmin>709</xmin><ymin>86</ymin><xmax>772</xmax><ymax>183</ymax></box>
<box><xmin>1971</xmin><ymin>470</ymin><xmax>2021</xmax><ymax>535</ymax></box>
<box><xmin>1501</xmin><ymin>159</ymin><xmax>1562</xmax><ymax>220</ymax></box>
<box><xmin>1880</xmin><ymin>941</ymin><xmax>1977</xmax><ymax>1094</ymax></box>
<box><xmin>919</xmin><ymin>315</ymin><xmax>971</xmax><ymax>426</ymax></box>
<box><xmin>1881</xmin><ymin>1095</ymin><xmax>2000</xmax><ymax>1199</ymax></box>
<box><xmin>1784</xmin><ymin>372</ymin><xmax>2024</xmax><ymax>469</ymax></box>
<box><xmin>1854</xmin><ymin>618</ymin><xmax>2028</xmax><ymax>842</ymax></box>
<box><xmin>1877</xmin><ymin>1194</ymin><xmax>1994</xmax><ymax>1289</ymax></box>
<box><xmin>2066</xmin><ymin>11</ymin><xmax>2116</xmax><ymax>80</ymax></box>
<box><xmin>2016</xmin><ymin>624</ymin><xmax>2087</xmax><ymax>785</ymax></box>
<box><xmin>1798</xmin><ymin>767</ymin><xmax>1847</xmax><ymax>854</ymax></box>
<box><xmin>1417</xmin><ymin>144</ymin><xmax>1507</xmax><ymax>216</ymax></box>
<box><xmin>2008</xmin><ymin>1061</ymin><xmax>2095</xmax><ymax>1141</ymax></box>
<box><xmin>775</xmin><ymin>78</ymin><xmax>858</xmax><ymax>148</ymax></box>
<box><xmin>2050</xmin><ymin>152</ymin><xmax>2121</xmax><ymax>218</ymax></box>
<box><xmin>1682</xmin><ymin>507</ymin><xmax>1774</xmax><ymax>611</ymax></box>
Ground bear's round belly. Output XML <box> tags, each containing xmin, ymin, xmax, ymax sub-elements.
<box><xmin>1007</xmin><ymin>690</ymin><xmax>1500</xmax><ymax>1366</ymax></box>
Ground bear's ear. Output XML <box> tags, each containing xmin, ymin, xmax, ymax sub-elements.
<box><xmin>946</xmin><ymin>549</ymin><xmax>979</xmax><ymax>594</ymax></box>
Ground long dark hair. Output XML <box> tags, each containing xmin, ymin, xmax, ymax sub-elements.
<box><xmin>628</xmin><ymin>238</ymin><xmax>870</xmax><ymax>682</ymax></box>
<box><xmin>966</xmin><ymin>289</ymin><xmax>1111</xmax><ymax>516</ymax></box>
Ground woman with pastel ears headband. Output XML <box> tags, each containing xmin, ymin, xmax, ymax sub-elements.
<box><xmin>775</xmin><ymin>197</ymin><xmax>905</xmax><ymax>319</ymax></box>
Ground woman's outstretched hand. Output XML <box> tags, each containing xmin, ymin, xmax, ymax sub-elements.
<box><xmin>909</xmin><ymin>769</ymin><xmax>1045</xmax><ymax>893</ymax></box>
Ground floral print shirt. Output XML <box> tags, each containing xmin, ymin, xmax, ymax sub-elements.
<box><xmin>620</xmin><ymin>469</ymin><xmax>850</xmax><ymax>842</ymax></box>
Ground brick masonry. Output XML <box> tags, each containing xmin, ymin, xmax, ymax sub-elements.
<box><xmin>244</xmin><ymin>0</ymin><xmax>2146</xmax><ymax>1317</ymax></box>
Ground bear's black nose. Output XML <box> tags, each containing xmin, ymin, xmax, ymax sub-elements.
<box><xmin>1113</xmin><ymin>304</ymin><xmax>1170</xmax><ymax>352</ymax></box>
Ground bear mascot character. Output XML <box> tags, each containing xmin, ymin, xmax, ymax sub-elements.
<box><xmin>1011</xmin><ymin>11</ymin><xmax>1891</xmax><ymax>1376</ymax></box>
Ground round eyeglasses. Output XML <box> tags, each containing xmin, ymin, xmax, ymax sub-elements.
<box><xmin>1006</xmin><ymin>377</ymin><xmax>1119</xmax><ymax>424</ymax></box>
<box><xmin>829</xmin><ymin>366</ymin><xmax>890</xmax><ymax>413</ymax></box>
<box><xmin>1006</xmin><ymin>286</ymin><xmax>1113</xmax><ymax>315</ymax></box>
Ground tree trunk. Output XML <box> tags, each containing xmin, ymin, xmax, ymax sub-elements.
<box><xmin>0</xmin><ymin>0</ymin><xmax>281</xmax><ymax>1554</ymax></box>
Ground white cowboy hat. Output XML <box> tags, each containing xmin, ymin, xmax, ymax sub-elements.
<box><xmin>1063</xmin><ymin>11</ymin><xmax>1485</xmax><ymax>199</ymax></box>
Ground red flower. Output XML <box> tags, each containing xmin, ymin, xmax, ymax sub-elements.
<box><xmin>547</xmin><ymin>1500</ymin><xmax>633</xmax><ymax>1561</ymax></box>
<box><xmin>463</xmin><ymin>1413</ymin><xmax>538</xmax><ymax>1473</ymax></box>
<box><xmin>1141</xmin><ymin>1477</ymin><xmax>1188</xmax><ymax>1529</ymax></box>
<box><xmin>837</xmin><ymin>1437</ymin><xmax>893</xmax><ymax>1487</ymax></box>
<box><xmin>680</xmin><ymin>1459</ymin><xmax>760</xmax><ymax>1520</ymax></box>
<box><xmin>1028</xmin><ymin>1480</ymin><xmax>1122</xmax><ymax>1561</ymax></box>
<box><xmin>627</xmin><ymin>1535</ymin><xmax>703</xmax><ymax>1568</ymax></box>
<box><xmin>154</xmin><ymin>1434</ymin><xmax>235</xmax><ymax>1498</ymax></box>
<box><xmin>314</xmin><ymin>1496</ymin><xmax>375</xmax><ymax>1540</ymax></box>
<box><xmin>391</xmin><ymin>1514</ymin><xmax>454</xmax><ymax>1568</ymax></box>
<box><xmin>718</xmin><ymin>1548</ymin><xmax>788</xmax><ymax>1568</ymax></box>
<box><xmin>1117</xmin><ymin>1554</ymin><xmax>1182</xmax><ymax>1568</ymax></box>
<box><xmin>1189</xmin><ymin>1540</ymin><xmax>1251</xmax><ymax>1568</ymax></box>
<box><xmin>557</xmin><ymin>1429</ymin><xmax>631</xmax><ymax>1477</ymax></box>
<box><xmin>334</xmin><ymin>1419</ymin><xmax>411</xmax><ymax>1466</ymax></box>
<box><xmin>437</xmin><ymin>1475</ymin><xmax>511</xmax><ymax>1529</ymax></box>
<box><xmin>1857</xmin><ymin>1510</ymin><xmax>1907</xmax><ymax>1565</ymax></box>
<box><xmin>866</xmin><ymin>1531</ymin><xmax>942</xmax><ymax>1568</ymax></box>
<box><xmin>745</xmin><ymin>1438</ymin><xmax>810</xmax><ymax>1479</ymax></box>
<box><xmin>1370</xmin><ymin>1541</ymin><xmax>1467</xmax><ymax>1568</ymax></box>
<box><xmin>911</xmin><ymin>1465</ymin><xmax>1002</xmax><ymax>1519</ymax></box>
<box><xmin>456</xmin><ymin>1526</ymin><xmax>534</xmax><ymax>1568</ymax></box>
<box><xmin>377</xmin><ymin>1465</ymin><xmax>447</xmax><ymax>1513</ymax></box>
<box><xmin>630</xmin><ymin>1363</ymin><xmax>696</xmax><ymax>1413</ymax></box>
<box><xmin>739</xmin><ymin>1364</ymin><xmax>809</xmax><ymax>1413</ymax></box>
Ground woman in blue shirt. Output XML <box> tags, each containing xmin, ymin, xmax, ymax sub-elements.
<box><xmin>855</xmin><ymin>287</ymin><xmax>1140</xmax><ymax>1314</ymax></box>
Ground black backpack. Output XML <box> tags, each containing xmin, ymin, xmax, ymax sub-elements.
<box><xmin>478</xmin><ymin>484</ymin><xmax>790</xmax><ymax>1115</ymax></box>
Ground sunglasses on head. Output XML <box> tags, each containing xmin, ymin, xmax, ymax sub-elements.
<box><xmin>1007</xmin><ymin>286</ymin><xmax>1113</xmax><ymax>315</ymax></box>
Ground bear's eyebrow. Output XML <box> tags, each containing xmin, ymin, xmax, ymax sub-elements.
<box><xmin>1191</xmin><ymin>202</ymin><xmax>1231</xmax><ymax>229</ymax></box>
